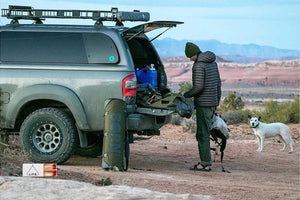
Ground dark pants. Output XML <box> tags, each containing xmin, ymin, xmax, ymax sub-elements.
<box><xmin>196</xmin><ymin>106</ymin><xmax>215</xmax><ymax>167</ymax></box>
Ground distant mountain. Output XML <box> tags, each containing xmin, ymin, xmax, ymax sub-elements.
<box><xmin>218</xmin><ymin>55</ymin><xmax>299</xmax><ymax>64</ymax></box>
<box><xmin>161</xmin><ymin>56</ymin><xmax>229</xmax><ymax>63</ymax></box>
<box><xmin>152</xmin><ymin>38</ymin><xmax>299</xmax><ymax>63</ymax></box>
<box><xmin>163</xmin><ymin>58</ymin><xmax>300</xmax><ymax>88</ymax></box>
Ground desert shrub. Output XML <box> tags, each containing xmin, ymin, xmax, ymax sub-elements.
<box><xmin>169</xmin><ymin>114</ymin><xmax>182</xmax><ymax>126</ymax></box>
<box><xmin>221</xmin><ymin>111</ymin><xmax>245</xmax><ymax>125</ymax></box>
<box><xmin>287</xmin><ymin>97</ymin><xmax>299</xmax><ymax>123</ymax></box>
<box><xmin>240</xmin><ymin>109</ymin><xmax>252</xmax><ymax>122</ymax></box>
<box><xmin>220</xmin><ymin>92</ymin><xmax>244</xmax><ymax>112</ymax></box>
<box><xmin>179</xmin><ymin>82</ymin><xmax>192</xmax><ymax>94</ymax></box>
<box><xmin>253</xmin><ymin>98</ymin><xmax>299</xmax><ymax>123</ymax></box>
<box><xmin>217</xmin><ymin>92</ymin><xmax>248</xmax><ymax>124</ymax></box>
<box><xmin>96</xmin><ymin>178</ymin><xmax>112</xmax><ymax>186</ymax></box>
<box><xmin>181</xmin><ymin>115</ymin><xmax>196</xmax><ymax>133</ymax></box>
<box><xmin>0</xmin><ymin>90</ymin><xmax>1</xmax><ymax>103</ymax></box>
<box><xmin>220</xmin><ymin>98</ymin><xmax>299</xmax><ymax>125</ymax></box>
<box><xmin>0</xmin><ymin>88</ymin><xmax>2</xmax><ymax>122</ymax></box>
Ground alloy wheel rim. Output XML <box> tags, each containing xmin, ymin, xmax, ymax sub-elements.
<box><xmin>33</xmin><ymin>123</ymin><xmax>62</xmax><ymax>153</ymax></box>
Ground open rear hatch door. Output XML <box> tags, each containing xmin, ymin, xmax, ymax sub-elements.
<box><xmin>123</xmin><ymin>21</ymin><xmax>183</xmax><ymax>41</ymax></box>
<box><xmin>123</xmin><ymin>21</ymin><xmax>194</xmax><ymax>118</ymax></box>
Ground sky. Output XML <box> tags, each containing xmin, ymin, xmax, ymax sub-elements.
<box><xmin>0</xmin><ymin>0</ymin><xmax>299</xmax><ymax>50</ymax></box>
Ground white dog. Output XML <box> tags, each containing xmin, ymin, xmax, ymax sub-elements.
<box><xmin>248</xmin><ymin>116</ymin><xmax>294</xmax><ymax>153</ymax></box>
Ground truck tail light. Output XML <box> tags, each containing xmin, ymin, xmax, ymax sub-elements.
<box><xmin>123</xmin><ymin>74</ymin><xmax>137</xmax><ymax>97</ymax></box>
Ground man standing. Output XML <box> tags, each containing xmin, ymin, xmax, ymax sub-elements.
<box><xmin>183</xmin><ymin>42</ymin><xmax>221</xmax><ymax>171</ymax></box>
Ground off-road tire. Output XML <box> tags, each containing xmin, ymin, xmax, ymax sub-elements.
<box><xmin>20</xmin><ymin>108</ymin><xmax>78</xmax><ymax>164</ymax></box>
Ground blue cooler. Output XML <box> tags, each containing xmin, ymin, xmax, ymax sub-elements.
<box><xmin>136</xmin><ymin>67</ymin><xmax>157</xmax><ymax>87</ymax></box>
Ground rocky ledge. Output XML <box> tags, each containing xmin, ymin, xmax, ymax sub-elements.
<box><xmin>0</xmin><ymin>176</ymin><xmax>217</xmax><ymax>200</ymax></box>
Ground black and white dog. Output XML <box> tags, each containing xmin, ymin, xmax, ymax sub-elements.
<box><xmin>248</xmin><ymin>115</ymin><xmax>294</xmax><ymax>153</ymax></box>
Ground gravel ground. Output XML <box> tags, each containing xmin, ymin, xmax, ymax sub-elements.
<box><xmin>0</xmin><ymin>123</ymin><xmax>299</xmax><ymax>200</ymax></box>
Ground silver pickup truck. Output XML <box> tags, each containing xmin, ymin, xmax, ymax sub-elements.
<box><xmin>0</xmin><ymin>6</ymin><xmax>192</xmax><ymax>171</ymax></box>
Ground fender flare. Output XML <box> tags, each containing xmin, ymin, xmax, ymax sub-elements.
<box><xmin>6</xmin><ymin>84</ymin><xmax>90</xmax><ymax>130</ymax></box>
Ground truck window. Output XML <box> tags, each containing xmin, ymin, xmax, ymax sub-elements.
<box><xmin>82</xmin><ymin>33</ymin><xmax>119</xmax><ymax>64</ymax></box>
<box><xmin>0</xmin><ymin>31</ymin><xmax>87</xmax><ymax>64</ymax></box>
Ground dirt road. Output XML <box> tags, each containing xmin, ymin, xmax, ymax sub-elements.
<box><xmin>1</xmin><ymin>123</ymin><xmax>299</xmax><ymax>199</ymax></box>
<box><xmin>58</xmin><ymin>124</ymin><xmax>300</xmax><ymax>200</ymax></box>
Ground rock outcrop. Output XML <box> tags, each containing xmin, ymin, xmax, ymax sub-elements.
<box><xmin>0</xmin><ymin>176</ymin><xmax>217</xmax><ymax>200</ymax></box>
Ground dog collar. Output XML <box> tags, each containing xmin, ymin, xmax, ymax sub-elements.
<box><xmin>252</xmin><ymin>122</ymin><xmax>260</xmax><ymax>129</ymax></box>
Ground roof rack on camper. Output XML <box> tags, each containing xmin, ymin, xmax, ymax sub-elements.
<box><xmin>1</xmin><ymin>5</ymin><xmax>150</xmax><ymax>26</ymax></box>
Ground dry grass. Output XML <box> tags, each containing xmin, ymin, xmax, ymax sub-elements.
<box><xmin>0</xmin><ymin>134</ymin><xmax>28</xmax><ymax>176</ymax></box>
<box><xmin>0</xmin><ymin>147</ymin><xmax>27</xmax><ymax>176</ymax></box>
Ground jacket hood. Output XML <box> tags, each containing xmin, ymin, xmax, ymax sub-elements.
<box><xmin>197</xmin><ymin>51</ymin><xmax>216</xmax><ymax>63</ymax></box>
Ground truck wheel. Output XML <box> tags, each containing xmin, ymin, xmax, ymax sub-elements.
<box><xmin>76</xmin><ymin>134</ymin><xmax>103</xmax><ymax>157</ymax></box>
<box><xmin>20</xmin><ymin>108</ymin><xmax>78</xmax><ymax>164</ymax></box>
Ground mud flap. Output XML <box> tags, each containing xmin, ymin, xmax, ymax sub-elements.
<box><xmin>102</xmin><ymin>99</ymin><xmax>129</xmax><ymax>171</ymax></box>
